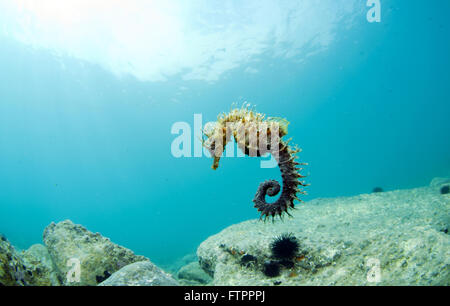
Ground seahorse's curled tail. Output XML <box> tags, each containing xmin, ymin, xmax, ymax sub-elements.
<box><xmin>202</xmin><ymin>104</ymin><xmax>308</xmax><ymax>221</ymax></box>
<box><xmin>252</xmin><ymin>140</ymin><xmax>307</xmax><ymax>220</ymax></box>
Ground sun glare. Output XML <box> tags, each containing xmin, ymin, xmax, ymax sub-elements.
<box><xmin>0</xmin><ymin>0</ymin><xmax>361</xmax><ymax>82</ymax></box>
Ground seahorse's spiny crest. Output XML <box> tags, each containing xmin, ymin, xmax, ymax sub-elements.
<box><xmin>203</xmin><ymin>104</ymin><xmax>308</xmax><ymax>221</ymax></box>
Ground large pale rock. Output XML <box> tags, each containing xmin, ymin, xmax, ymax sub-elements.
<box><xmin>198</xmin><ymin>179</ymin><xmax>450</xmax><ymax>285</ymax></box>
<box><xmin>43</xmin><ymin>220</ymin><xmax>148</xmax><ymax>286</ymax></box>
<box><xmin>98</xmin><ymin>261</ymin><xmax>179</xmax><ymax>286</ymax></box>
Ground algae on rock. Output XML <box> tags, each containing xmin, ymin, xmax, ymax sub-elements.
<box><xmin>0</xmin><ymin>235</ymin><xmax>24</xmax><ymax>286</ymax></box>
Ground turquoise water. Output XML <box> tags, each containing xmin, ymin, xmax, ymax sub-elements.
<box><xmin>0</xmin><ymin>1</ymin><xmax>449</xmax><ymax>267</ymax></box>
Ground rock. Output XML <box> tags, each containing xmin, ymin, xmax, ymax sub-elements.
<box><xmin>43</xmin><ymin>220</ymin><xmax>148</xmax><ymax>286</ymax></box>
<box><xmin>177</xmin><ymin>261</ymin><xmax>212</xmax><ymax>285</ymax></box>
<box><xmin>0</xmin><ymin>235</ymin><xmax>26</xmax><ymax>286</ymax></box>
<box><xmin>430</xmin><ymin>177</ymin><xmax>450</xmax><ymax>188</ymax></box>
<box><xmin>98</xmin><ymin>261</ymin><xmax>179</xmax><ymax>286</ymax></box>
<box><xmin>197</xmin><ymin>181</ymin><xmax>450</xmax><ymax>285</ymax></box>
<box><xmin>164</xmin><ymin>253</ymin><xmax>198</xmax><ymax>274</ymax></box>
<box><xmin>1</xmin><ymin>236</ymin><xmax>61</xmax><ymax>286</ymax></box>
<box><xmin>20</xmin><ymin>244</ymin><xmax>60</xmax><ymax>286</ymax></box>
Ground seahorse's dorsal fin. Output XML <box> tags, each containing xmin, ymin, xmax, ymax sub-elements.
<box><xmin>268</xmin><ymin>117</ymin><xmax>290</xmax><ymax>136</ymax></box>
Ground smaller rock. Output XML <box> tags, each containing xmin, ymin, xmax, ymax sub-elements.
<box><xmin>20</xmin><ymin>244</ymin><xmax>60</xmax><ymax>286</ymax></box>
<box><xmin>177</xmin><ymin>262</ymin><xmax>212</xmax><ymax>285</ymax></box>
<box><xmin>163</xmin><ymin>253</ymin><xmax>197</xmax><ymax>275</ymax></box>
<box><xmin>98</xmin><ymin>261</ymin><xmax>179</xmax><ymax>286</ymax></box>
<box><xmin>430</xmin><ymin>177</ymin><xmax>450</xmax><ymax>188</ymax></box>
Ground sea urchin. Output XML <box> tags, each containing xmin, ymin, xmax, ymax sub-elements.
<box><xmin>270</xmin><ymin>233</ymin><xmax>299</xmax><ymax>260</ymax></box>
<box><xmin>262</xmin><ymin>260</ymin><xmax>281</xmax><ymax>278</ymax></box>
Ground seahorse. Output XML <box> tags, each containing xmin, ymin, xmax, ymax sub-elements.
<box><xmin>202</xmin><ymin>104</ymin><xmax>308</xmax><ymax>221</ymax></box>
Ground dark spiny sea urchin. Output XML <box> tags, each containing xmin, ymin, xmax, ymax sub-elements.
<box><xmin>270</xmin><ymin>233</ymin><xmax>299</xmax><ymax>260</ymax></box>
<box><xmin>372</xmin><ymin>187</ymin><xmax>383</xmax><ymax>193</ymax></box>
<box><xmin>262</xmin><ymin>261</ymin><xmax>281</xmax><ymax>278</ymax></box>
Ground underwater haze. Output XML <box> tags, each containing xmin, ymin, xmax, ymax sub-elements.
<box><xmin>0</xmin><ymin>0</ymin><xmax>449</xmax><ymax>267</ymax></box>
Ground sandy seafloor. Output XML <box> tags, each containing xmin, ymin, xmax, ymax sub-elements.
<box><xmin>1</xmin><ymin>178</ymin><xmax>449</xmax><ymax>286</ymax></box>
